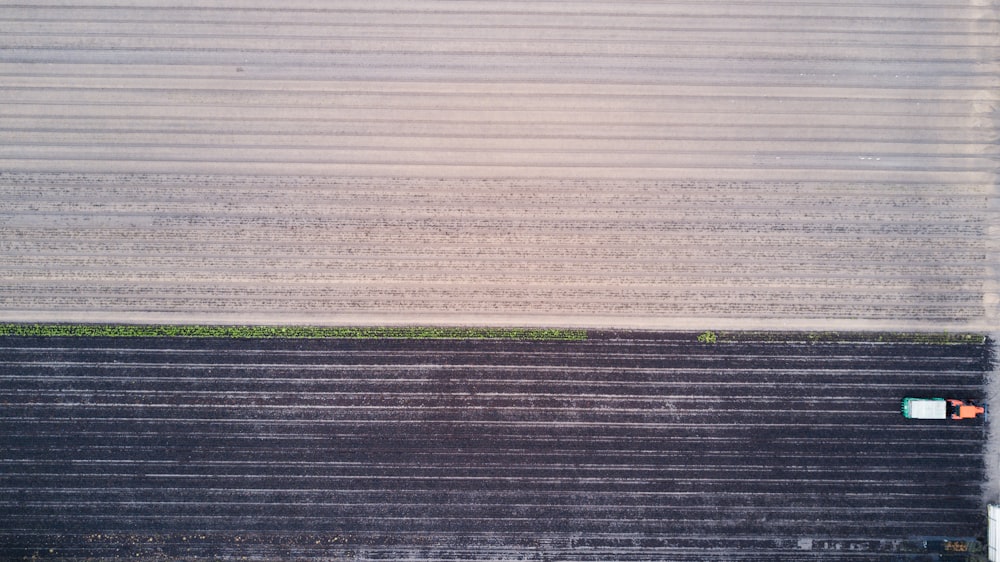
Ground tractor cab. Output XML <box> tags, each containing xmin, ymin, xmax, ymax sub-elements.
<box><xmin>948</xmin><ymin>399</ymin><xmax>985</xmax><ymax>420</ymax></box>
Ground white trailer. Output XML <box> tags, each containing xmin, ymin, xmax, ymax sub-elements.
<box><xmin>901</xmin><ymin>397</ymin><xmax>984</xmax><ymax>420</ymax></box>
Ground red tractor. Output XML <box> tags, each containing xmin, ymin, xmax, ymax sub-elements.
<box><xmin>901</xmin><ymin>397</ymin><xmax>985</xmax><ymax>420</ymax></box>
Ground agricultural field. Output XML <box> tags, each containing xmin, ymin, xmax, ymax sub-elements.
<box><xmin>0</xmin><ymin>0</ymin><xmax>997</xmax><ymax>330</ymax></box>
<box><xmin>0</xmin><ymin>1</ymin><xmax>998</xmax><ymax>560</ymax></box>
<box><xmin>0</xmin><ymin>331</ymin><xmax>990</xmax><ymax>560</ymax></box>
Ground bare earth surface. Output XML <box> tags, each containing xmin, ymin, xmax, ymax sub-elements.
<box><xmin>0</xmin><ymin>1</ymin><xmax>999</xmax><ymax>559</ymax></box>
<box><xmin>0</xmin><ymin>0</ymin><xmax>997</xmax><ymax>331</ymax></box>
<box><xmin>0</xmin><ymin>333</ymin><xmax>989</xmax><ymax>561</ymax></box>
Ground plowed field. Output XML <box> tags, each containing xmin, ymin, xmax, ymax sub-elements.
<box><xmin>0</xmin><ymin>332</ymin><xmax>989</xmax><ymax>560</ymax></box>
<box><xmin>1</xmin><ymin>0</ymin><xmax>997</xmax><ymax>329</ymax></box>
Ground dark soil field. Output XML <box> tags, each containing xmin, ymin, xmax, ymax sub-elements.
<box><xmin>0</xmin><ymin>332</ymin><xmax>990</xmax><ymax>560</ymax></box>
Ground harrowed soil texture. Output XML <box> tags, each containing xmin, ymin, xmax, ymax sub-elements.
<box><xmin>0</xmin><ymin>332</ymin><xmax>991</xmax><ymax>560</ymax></box>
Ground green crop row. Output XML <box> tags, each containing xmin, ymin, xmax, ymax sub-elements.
<box><xmin>0</xmin><ymin>324</ymin><xmax>588</xmax><ymax>340</ymax></box>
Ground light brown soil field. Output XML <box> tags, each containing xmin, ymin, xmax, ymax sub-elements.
<box><xmin>0</xmin><ymin>0</ymin><xmax>997</xmax><ymax>331</ymax></box>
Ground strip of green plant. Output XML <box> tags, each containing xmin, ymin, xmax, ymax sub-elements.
<box><xmin>712</xmin><ymin>331</ymin><xmax>985</xmax><ymax>345</ymax></box>
<box><xmin>0</xmin><ymin>324</ymin><xmax>587</xmax><ymax>340</ymax></box>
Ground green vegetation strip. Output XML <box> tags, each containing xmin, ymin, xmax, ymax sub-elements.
<box><xmin>0</xmin><ymin>324</ymin><xmax>586</xmax><ymax>340</ymax></box>
<box><xmin>710</xmin><ymin>331</ymin><xmax>986</xmax><ymax>345</ymax></box>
